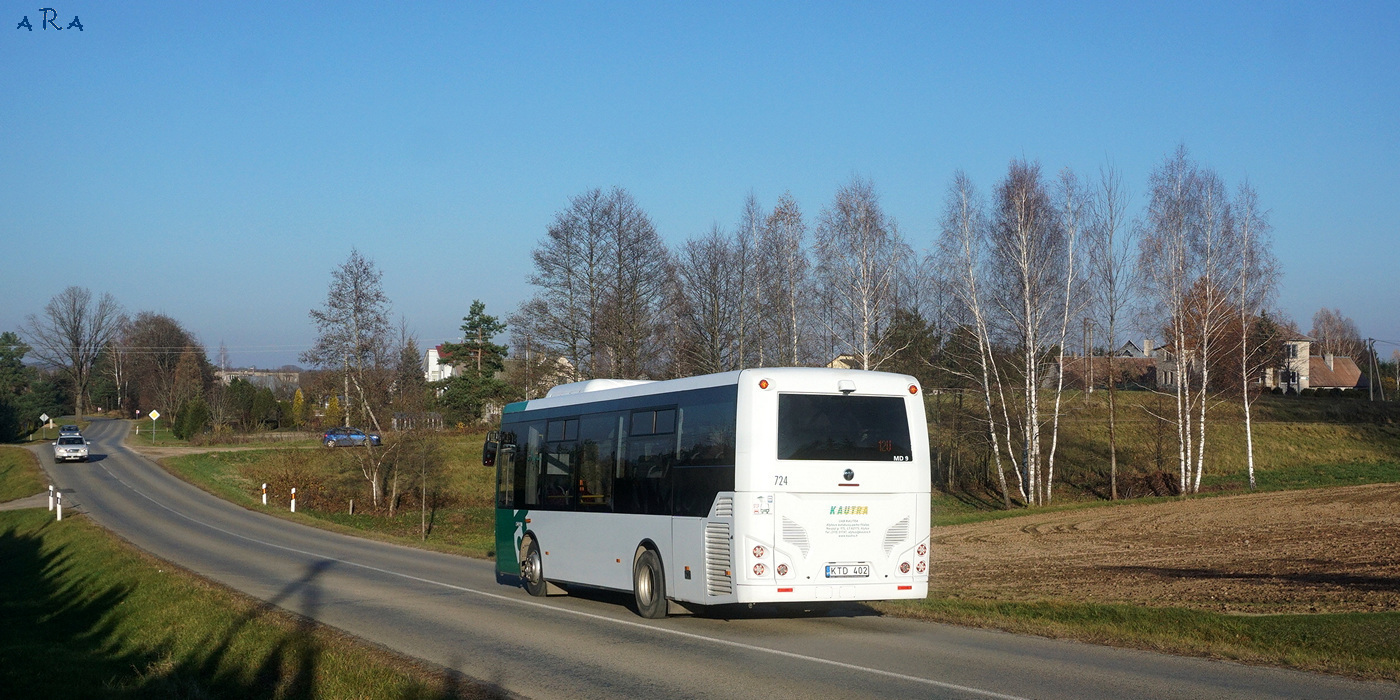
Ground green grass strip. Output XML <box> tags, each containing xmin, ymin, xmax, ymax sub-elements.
<box><xmin>0</xmin><ymin>446</ymin><xmax>45</xmax><ymax>502</ymax></box>
<box><xmin>875</xmin><ymin>597</ymin><xmax>1400</xmax><ymax>681</ymax></box>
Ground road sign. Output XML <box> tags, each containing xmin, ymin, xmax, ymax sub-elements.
<box><xmin>39</xmin><ymin>413</ymin><xmax>49</xmax><ymax>423</ymax></box>
<box><xmin>149</xmin><ymin>410</ymin><xmax>161</xmax><ymax>421</ymax></box>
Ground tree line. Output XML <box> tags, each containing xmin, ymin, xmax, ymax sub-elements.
<box><xmin>6</xmin><ymin>145</ymin><xmax>1394</xmax><ymax>511</ymax></box>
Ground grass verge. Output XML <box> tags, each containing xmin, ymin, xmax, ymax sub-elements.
<box><xmin>0</xmin><ymin>446</ymin><xmax>45</xmax><ymax>502</ymax></box>
<box><xmin>0</xmin><ymin>509</ymin><xmax>498</xmax><ymax>698</ymax></box>
<box><xmin>873</xmin><ymin>596</ymin><xmax>1400</xmax><ymax>682</ymax></box>
<box><xmin>161</xmin><ymin>445</ymin><xmax>496</xmax><ymax>559</ymax></box>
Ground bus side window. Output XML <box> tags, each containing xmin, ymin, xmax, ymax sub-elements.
<box><xmin>622</xmin><ymin>408</ymin><xmax>676</xmax><ymax>515</ymax></box>
<box><xmin>577</xmin><ymin>413</ymin><xmax>620</xmax><ymax>511</ymax></box>
<box><xmin>522</xmin><ymin>423</ymin><xmax>546</xmax><ymax>507</ymax></box>
<box><xmin>542</xmin><ymin>419</ymin><xmax>577</xmax><ymax>508</ymax></box>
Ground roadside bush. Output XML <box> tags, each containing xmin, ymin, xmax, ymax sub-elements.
<box><xmin>243</xmin><ymin>448</ymin><xmax>352</xmax><ymax>511</ymax></box>
<box><xmin>1270</xmin><ymin>387</ymin><xmax>1283</xmax><ymax>395</ymax></box>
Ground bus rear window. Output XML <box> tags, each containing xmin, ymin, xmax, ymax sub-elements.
<box><xmin>777</xmin><ymin>394</ymin><xmax>912</xmax><ymax>462</ymax></box>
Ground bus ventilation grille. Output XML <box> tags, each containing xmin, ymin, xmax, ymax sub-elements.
<box><xmin>705</xmin><ymin>522</ymin><xmax>733</xmax><ymax>596</ymax></box>
<box><xmin>781</xmin><ymin>517</ymin><xmax>810</xmax><ymax>558</ymax></box>
<box><xmin>883</xmin><ymin>517</ymin><xmax>910</xmax><ymax>555</ymax></box>
<box><xmin>713</xmin><ymin>496</ymin><xmax>733</xmax><ymax>518</ymax></box>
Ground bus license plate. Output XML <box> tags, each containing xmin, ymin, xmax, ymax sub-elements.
<box><xmin>824</xmin><ymin>563</ymin><xmax>870</xmax><ymax>578</ymax></box>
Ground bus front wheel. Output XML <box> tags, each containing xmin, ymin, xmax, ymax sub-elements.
<box><xmin>522</xmin><ymin>540</ymin><xmax>548</xmax><ymax>597</ymax></box>
<box><xmin>633</xmin><ymin>549</ymin><xmax>667</xmax><ymax>619</ymax></box>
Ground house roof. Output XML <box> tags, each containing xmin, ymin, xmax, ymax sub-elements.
<box><xmin>1308</xmin><ymin>355</ymin><xmax>1367</xmax><ymax>389</ymax></box>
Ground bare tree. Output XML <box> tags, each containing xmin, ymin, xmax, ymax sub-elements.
<box><xmin>985</xmin><ymin>159</ymin><xmax>1071</xmax><ymax>506</ymax></box>
<box><xmin>1140</xmin><ymin>147</ymin><xmax>1196</xmax><ymax>494</ymax></box>
<box><xmin>514</xmin><ymin>189</ymin><xmax>609</xmax><ymax>380</ymax></box>
<box><xmin>1186</xmin><ymin>168</ymin><xmax>1236</xmax><ymax>493</ymax></box>
<box><xmin>1233</xmin><ymin>181</ymin><xmax>1279</xmax><ymax>490</ymax></box>
<box><xmin>1139</xmin><ymin>146</ymin><xmax>1237</xmax><ymax>494</ymax></box>
<box><xmin>516</xmin><ymin>188</ymin><xmax>670</xmax><ymax>380</ymax></box>
<box><xmin>814</xmin><ymin>176</ymin><xmax>908</xmax><ymax>369</ymax></box>
<box><xmin>673</xmin><ymin>225</ymin><xmax>742</xmax><ymax>374</ymax></box>
<box><xmin>23</xmin><ymin>286</ymin><xmax>125</xmax><ymax>419</ymax></box>
<box><xmin>733</xmin><ymin>192</ymin><xmax>763</xmax><ymax>367</ymax></box>
<box><xmin>758</xmin><ymin>192</ymin><xmax>811</xmax><ymax>366</ymax></box>
<box><xmin>1309</xmin><ymin>308</ymin><xmax>1365</xmax><ymax>361</ymax></box>
<box><xmin>1086</xmin><ymin>164</ymin><xmax>1136</xmax><ymax>499</ymax></box>
<box><xmin>596</xmin><ymin>188</ymin><xmax>672</xmax><ymax>379</ymax></box>
<box><xmin>302</xmin><ymin>249</ymin><xmax>396</xmax><ymax>508</ymax></box>
<box><xmin>1042</xmin><ymin>168</ymin><xmax>1087</xmax><ymax>505</ymax></box>
<box><xmin>937</xmin><ymin>171</ymin><xmax>1014</xmax><ymax>508</ymax></box>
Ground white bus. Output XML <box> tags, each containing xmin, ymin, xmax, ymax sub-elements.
<box><xmin>486</xmin><ymin>367</ymin><xmax>931</xmax><ymax>618</ymax></box>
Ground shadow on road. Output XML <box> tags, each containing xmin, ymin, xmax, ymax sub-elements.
<box><xmin>554</xmin><ymin>583</ymin><xmax>882</xmax><ymax>620</ymax></box>
<box><xmin>0</xmin><ymin>517</ymin><xmax>503</xmax><ymax>698</ymax></box>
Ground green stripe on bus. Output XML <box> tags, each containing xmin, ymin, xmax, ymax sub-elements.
<box><xmin>503</xmin><ymin>401</ymin><xmax>528</xmax><ymax>414</ymax></box>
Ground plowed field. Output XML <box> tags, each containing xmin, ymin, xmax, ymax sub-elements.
<box><xmin>932</xmin><ymin>483</ymin><xmax>1400</xmax><ymax>614</ymax></box>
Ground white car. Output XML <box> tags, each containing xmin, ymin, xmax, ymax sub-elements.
<box><xmin>53</xmin><ymin>436</ymin><xmax>90</xmax><ymax>463</ymax></box>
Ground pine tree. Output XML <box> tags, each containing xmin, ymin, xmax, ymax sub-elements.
<box><xmin>438</xmin><ymin>300</ymin><xmax>511</xmax><ymax>424</ymax></box>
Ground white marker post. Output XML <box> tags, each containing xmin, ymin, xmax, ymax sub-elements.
<box><xmin>262</xmin><ymin>483</ymin><xmax>268</xmax><ymax>505</ymax></box>
<box><xmin>290</xmin><ymin>487</ymin><xmax>297</xmax><ymax>513</ymax></box>
<box><xmin>48</xmin><ymin>484</ymin><xmax>54</xmax><ymax>511</ymax></box>
<box><xmin>56</xmin><ymin>491</ymin><xmax>62</xmax><ymax>521</ymax></box>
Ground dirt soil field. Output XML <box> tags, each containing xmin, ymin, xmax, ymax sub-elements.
<box><xmin>932</xmin><ymin>483</ymin><xmax>1400</xmax><ymax>614</ymax></box>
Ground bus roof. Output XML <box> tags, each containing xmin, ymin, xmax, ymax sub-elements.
<box><xmin>502</xmin><ymin>366</ymin><xmax>918</xmax><ymax>415</ymax></box>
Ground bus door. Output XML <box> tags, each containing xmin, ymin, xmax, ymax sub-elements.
<box><xmin>492</xmin><ymin>433</ymin><xmax>524</xmax><ymax>583</ymax></box>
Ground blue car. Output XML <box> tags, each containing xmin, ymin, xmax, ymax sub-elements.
<box><xmin>322</xmin><ymin>427</ymin><xmax>382</xmax><ymax>447</ymax></box>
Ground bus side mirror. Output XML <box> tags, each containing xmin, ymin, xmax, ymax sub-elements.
<box><xmin>483</xmin><ymin>430</ymin><xmax>500</xmax><ymax>467</ymax></box>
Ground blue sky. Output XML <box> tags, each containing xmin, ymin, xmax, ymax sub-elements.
<box><xmin>3</xmin><ymin>2</ymin><xmax>1398</xmax><ymax>367</ymax></box>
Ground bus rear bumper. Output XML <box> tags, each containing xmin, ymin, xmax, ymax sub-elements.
<box><xmin>731</xmin><ymin>581</ymin><xmax>927</xmax><ymax>604</ymax></box>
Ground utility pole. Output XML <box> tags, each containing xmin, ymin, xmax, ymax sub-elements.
<box><xmin>1083</xmin><ymin>317</ymin><xmax>1094</xmax><ymax>395</ymax></box>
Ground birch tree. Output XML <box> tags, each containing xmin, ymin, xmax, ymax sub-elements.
<box><xmin>733</xmin><ymin>193</ymin><xmax>763</xmax><ymax>367</ymax></box>
<box><xmin>1086</xmin><ymin>164</ymin><xmax>1136</xmax><ymax>499</ymax></box>
<box><xmin>1186</xmin><ymin>168</ymin><xmax>1235</xmax><ymax>493</ymax></box>
<box><xmin>937</xmin><ymin>171</ymin><xmax>1014</xmax><ymax>508</ymax></box>
<box><xmin>814</xmin><ymin>177</ymin><xmax>908</xmax><ymax>370</ymax></box>
<box><xmin>1232</xmin><ymin>181</ymin><xmax>1278</xmax><ymax>490</ymax></box>
<box><xmin>1042</xmin><ymin>168</ymin><xmax>1087</xmax><ymax>505</ymax></box>
<box><xmin>986</xmin><ymin>160</ymin><xmax>1071</xmax><ymax>506</ymax></box>
<box><xmin>1140</xmin><ymin>147</ymin><xmax>1198</xmax><ymax>494</ymax></box>
<box><xmin>758</xmin><ymin>192</ymin><xmax>811</xmax><ymax>366</ymax></box>
<box><xmin>22</xmin><ymin>286</ymin><xmax>125</xmax><ymax>419</ymax></box>
<box><xmin>302</xmin><ymin>249</ymin><xmax>396</xmax><ymax>508</ymax></box>
<box><xmin>1139</xmin><ymin>146</ymin><xmax>1238</xmax><ymax>494</ymax></box>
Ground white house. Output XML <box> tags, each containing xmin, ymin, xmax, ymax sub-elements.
<box><xmin>423</xmin><ymin>345</ymin><xmax>458</xmax><ymax>383</ymax></box>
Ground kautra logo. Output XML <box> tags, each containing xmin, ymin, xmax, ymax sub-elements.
<box><xmin>829</xmin><ymin>506</ymin><xmax>869</xmax><ymax>515</ymax></box>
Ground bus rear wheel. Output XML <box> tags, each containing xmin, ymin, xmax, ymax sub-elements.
<box><xmin>633</xmin><ymin>549</ymin><xmax>667</xmax><ymax>619</ymax></box>
<box><xmin>522</xmin><ymin>540</ymin><xmax>548</xmax><ymax>597</ymax></box>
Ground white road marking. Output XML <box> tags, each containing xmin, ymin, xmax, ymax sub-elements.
<box><xmin>94</xmin><ymin>450</ymin><xmax>1026</xmax><ymax>700</ymax></box>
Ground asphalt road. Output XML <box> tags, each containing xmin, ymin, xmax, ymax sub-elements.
<box><xmin>30</xmin><ymin>418</ymin><xmax>1400</xmax><ymax>699</ymax></box>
